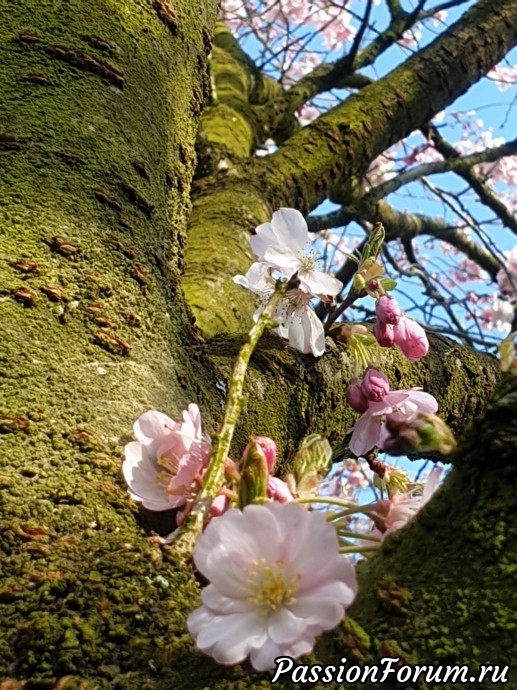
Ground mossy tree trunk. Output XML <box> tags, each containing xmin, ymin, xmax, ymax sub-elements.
<box><xmin>0</xmin><ymin>0</ymin><xmax>516</xmax><ymax>688</ymax></box>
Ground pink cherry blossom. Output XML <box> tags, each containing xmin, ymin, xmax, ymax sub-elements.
<box><xmin>497</xmin><ymin>246</ymin><xmax>517</xmax><ymax>296</ymax></box>
<box><xmin>346</xmin><ymin>379</ymin><xmax>369</xmax><ymax>413</ymax></box>
<box><xmin>122</xmin><ymin>405</ymin><xmax>211</xmax><ymax>512</ymax></box>
<box><xmin>187</xmin><ymin>502</ymin><xmax>357</xmax><ymax>670</ymax></box>
<box><xmin>256</xmin><ymin>436</ymin><xmax>277</xmax><ymax>473</ymax></box>
<box><xmin>393</xmin><ymin>316</ymin><xmax>429</xmax><ymax>361</ymax></box>
<box><xmin>375</xmin><ymin>467</ymin><xmax>443</xmax><ymax>535</ymax></box>
<box><xmin>361</xmin><ymin>367</ymin><xmax>390</xmax><ymax>402</ymax></box>
<box><xmin>267</xmin><ymin>476</ymin><xmax>294</xmax><ymax>503</ymax></box>
<box><xmin>347</xmin><ymin>370</ymin><xmax>438</xmax><ymax>457</ymax></box>
<box><xmin>376</xmin><ymin>295</ymin><xmax>401</xmax><ymax>325</ymax></box>
<box><xmin>373</xmin><ymin>320</ymin><xmax>395</xmax><ymax>347</ymax></box>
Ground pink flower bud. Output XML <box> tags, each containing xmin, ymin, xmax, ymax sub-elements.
<box><xmin>376</xmin><ymin>295</ymin><xmax>401</xmax><ymax>325</ymax></box>
<box><xmin>267</xmin><ymin>476</ymin><xmax>294</xmax><ymax>503</ymax></box>
<box><xmin>373</xmin><ymin>320</ymin><xmax>395</xmax><ymax>347</ymax></box>
<box><xmin>361</xmin><ymin>367</ymin><xmax>390</xmax><ymax>402</ymax></box>
<box><xmin>254</xmin><ymin>436</ymin><xmax>277</xmax><ymax>473</ymax></box>
<box><xmin>347</xmin><ymin>379</ymin><xmax>369</xmax><ymax>413</ymax></box>
<box><xmin>393</xmin><ymin>317</ymin><xmax>429</xmax><ymax>361</ymax></box>
<box><xmin>209</xmin><ymin>493</ymin><xmax>230</xmax><ymax>518</ymax></box>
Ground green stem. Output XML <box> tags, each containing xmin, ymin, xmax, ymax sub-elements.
<box><xmin>339</xmin><ymin>545</ymin><xmax>380</xmax><ymax>554</ymax></box>
<box><xmin>296</xmin><ymin>496</ymin><xmax>360</xmax><ymax>509</ymax></box>
<box><xmin>174</xmin><ymin>280</ymin><xmax>288</xmax><ymax>558</ymax></box>
<box><xmin>337</xmin><ymin>529</ymin><xmax>381</xmax><ymax>542</ymax></box>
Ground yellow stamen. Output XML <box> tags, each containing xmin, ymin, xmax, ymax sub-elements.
<box><xmin>243</xmin><ymin>557</ymin><xmax>300</xmax><ymax>616</ymax></box>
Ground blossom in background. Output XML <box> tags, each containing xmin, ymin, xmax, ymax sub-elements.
<box><xmin>373</xmin><ymin>295</ymin><xmax>429</xmax><ymax>361</ymax></box>
<box><xmin>347</xmin><ymin>367</ymin><xmax>438</xmax><ymax>457</ymax></box>
<box><xmin>481</xmin><ymin>294</ymin><xmax>514</xmax><ymax>333</ymax></box>
<box><xmin>497</xmin><ymin>246</ymin><xmax>517</xmax><ymax>296</ymax></box>
<box><xmin>187</xmin><ymin>502</ymin><xmax>357</xmax><ymax>670</ymax></box>
<box><xmin>122</xmin><ymin>404</ymin><xmax>212</xmax><ymax>513</ymax></box>
<box><xmin>373</xmin><ymin>466</ymin><xmax>443</xmax><ymax>536</ymax></box>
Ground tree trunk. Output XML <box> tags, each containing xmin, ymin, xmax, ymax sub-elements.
<box><xmin>0</xmin><ymin>1</ymin><xmax>514</xmax><ymax>688</ymax></box>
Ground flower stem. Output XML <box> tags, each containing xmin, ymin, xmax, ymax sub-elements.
<box><xmin>174</xmin><ymin>279</ymin><xmax>288</xmax><ymax>559</ymax></box>
<box><xmin>337</xmin><ymin>529</ymin><xmax>381</xmax><ymax>542</ymax></box>
<box><xmin>339</xmin><ymin>545</ymin><xmax>379</xmax><ymax>554</ymax></box>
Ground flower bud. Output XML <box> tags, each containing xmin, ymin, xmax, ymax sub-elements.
<box><xmin>238</xmin><ymin>438</ymin><xmax>269</xmax><ymax>508</ymax></box>
<box><xmin>267</xmin><ymin>477</ymin><xmax>294</xmax><ymax>503</ymax></box>
<box><xmin>383</xmin><ymin>428</ymin><xmax>421</xmax><ymax>455</ymax></box>
<box><xmin>393</xmin><ymin>317</ymin><xmax>429</xmax><ymax>361</ymax></box>
<box><xmin>347</xmin><ymin>379</ymin><xmax>369</xmax><ymax>413</ymax></box>
<box><xmin>361</xmin><ymin>367</ymin><xmax>390</xmax><ymax>402</ymax></box>
<box><xmin>376</xmin><ymin>295</ymin><xmax>401</xmax><ymax>325</ymax></box>
<box><xmin>209</xmin><ymin>493</ymin><xmax>230</xmax><ymax>518</ymax></box>
<box><xmin>242</xmin><ymin>436</ymin><xmax>277</xmax><ymax>474</ymax></box>
<box><xmin>286</xmin><ymin>434</ymin><xmax>332</xmax><ymax>498</ymax></box>
<box><xmin>414</xmin><ymin>414</ymin><xmax>457</xmax><ymax>455</ymax></box>
<box><xmin>373</xmin><ymin>320</ymin><xmax>395</xmax><ymax>347</ymax></box>
<box><xmin>353</xmin><ymin>273</ymin><xmax>366</xmax><ymax>292</ymax></box>
<box><xmin>383</xmin><ymin>413</ymin><xmax>457</xmax><ymax>457</ymax></box>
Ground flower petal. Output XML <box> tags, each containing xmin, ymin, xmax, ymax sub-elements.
<box><xmin>263</xmin><ymin>245</ymin><xmax>300</xmax><ymax>274</ymax></box>
<box><xmin>267</xmin><ymin>607</ymin><xmax>307</xmax><ymax>644</ymax></box>
<box><xmin>201</xmin><ymin>586</ymin><xmax>253</xmax><ymax>614</ymax></box>
<box><xmin>300</xmin><ymin>270</ymin><xmax>342</xmax><ymax>297</ymax></box>
<box><xmin>191</xmin><ymin>609</ymin><xmax>267</xmax><ymax>665</ymax></box>
<box><xmin>270</xmin><ymin>208</ymin><xmax>308</xmax><ymax>252</ymax></box>
<box><xmin>122</xmin><ymin>442</ymin><xmax>179</xmax><ymax>510</ymax></box>
<box><xmin>286</xmin><ymin>305</ymin><xmax>325</xmax><ymax>357</ymax></box>
<box><xmin>133</xmin><ymin>410</ymin><xmax>175</xmax><ymax>444</ymax></box>
<box><xmin>348</xmin><ymin>410</ymin><xmax>382</xmax><ymax>456</ymax></box>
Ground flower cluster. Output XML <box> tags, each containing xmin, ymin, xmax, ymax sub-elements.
<box><xmin>187</xmin><ymin>502</ymin><xmax>357</xmax><ymax>670</ymax></box>
<box><xmin>374</xmin><ymin>295</ymin><xmax>429</xmax><ymax>361</ymax></box>
<box><xmin>234</xmin><ymin>208</ymin><xmax>342</xmax><ymax>356</ymax></box>
<box><xmin>122</xmin><ymin>407</ymin><xmax>294</xmax><ymax>527</ymax></box>
<box><xmin>347</xmin><ymin>367</ymin><xmax>438</xmax><ymax>457</ymax></box>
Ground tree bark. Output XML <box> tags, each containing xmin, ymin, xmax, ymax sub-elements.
<box><xmin>0</xmin><ymin>0</ymin><xmax>514</xmax><ymax>688</ymax></box>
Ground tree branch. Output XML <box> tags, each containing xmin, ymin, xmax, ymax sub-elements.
<box><xmin>362</xmin><ymin>138</ymin><xmax>517</xmax><ymax>204</ymax></box>
<box><xmin>424</xmin><ymin>124</ymin><xmax>517</xmax><ymax>235</ymax></box>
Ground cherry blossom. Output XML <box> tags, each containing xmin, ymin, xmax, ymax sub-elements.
<box><xmin>122</xmin><ymin>405</ymin><xmax>211</xmax><ymax>512</ymax></box>
<box><xmin>187</xmin><ymin>502</ymin><xmax>357</xmax><ymax>670</ymax></box>
<box><xmin>376</xmin><ymin>295</ymin><xmax>401</xmax><ymax>325</ymax></box>
<box><xmin>375</xmin><ymin>467</ymin><xmax>443</xmax><ymax>536</ymax></box>
<box><xmin>373</xmin><ymin>294</ymin><xmax>429</xmax><ymax>361</ymax></box>
<box><xmin>347</xmin><ymin>369</ymin><xmax>438</xmax><ymax>457</ymax></box>
<box><xmin>497</xmin><ymin>246</ymin><xmax>517</xmax><ymax>296</ymax></box>
<box><xmin>488</xmin><ymin>62</ymin><xmax>517</xmax><ymax>92</ymax></box>
<box><xmin>481</xmin><ymin>295</ymin><xmax>514</xmax><ymax>333</ymax></box>
<box><xmin>234</xmin><ymin>261</ymin><xmax>326</xmax><ymax>356</ymax></box>
<box><xmin>251</xmin><ymin>208</ymin><xmax>342</xmax><ymax>297</ymax></box>
<box><xmin>393</xmin><ymin>316</ymin><xmax>429</xmax><ymax>361</ymax></box>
